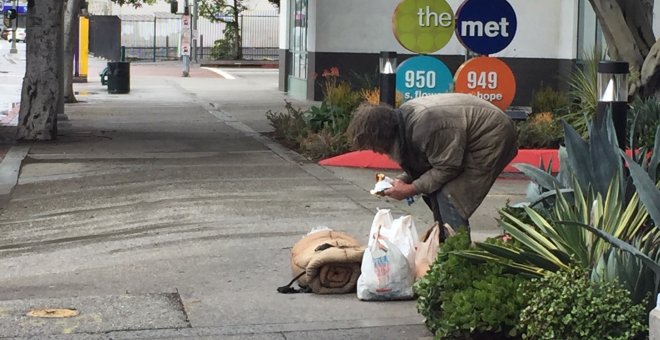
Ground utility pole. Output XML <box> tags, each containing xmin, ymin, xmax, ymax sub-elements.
<box><xmin>182</xmin><ymin>0</ymin><xmax>190</xmax><ymax>77</ymax></box>
<box><xmin>9</xmin><ymin>0</ymin><xmax>18</xmax><ymax>54</ymax></box>
<box><xmin>192</xmin><ymin>0</ymin><xmax>198</xmax><ymax>63</ymax></box>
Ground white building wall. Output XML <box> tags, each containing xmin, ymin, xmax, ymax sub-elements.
<box><xmin>278</xmin><ymin>0</ymin><xmax>289</xmax><ymax>49</ymax></box>
<box><xmin>311</xmin><ymin>0</ymin><xmax>579</xmax><ymax>59</ymax></box>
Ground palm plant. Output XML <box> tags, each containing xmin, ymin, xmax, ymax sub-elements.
<box><xmin>561</xmin><ymin>47</ymin><xmax>605</xmax><ymax>136</ymax></box>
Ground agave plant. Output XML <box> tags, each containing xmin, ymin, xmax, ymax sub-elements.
<box><xmin>456</xmin><ymin>116</ymin><xmax>660</xmax><ymax>311</ymax></box>
<box><xmin>459</xmin><ymin>176</ymin><xmax>651</xmax><ymax>276</ymax></box>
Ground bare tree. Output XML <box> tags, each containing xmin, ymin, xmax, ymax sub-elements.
<box><xmin>588</xmin><ymin>0</ymin><xmax>660</xmax><ymax>98</ymax></box>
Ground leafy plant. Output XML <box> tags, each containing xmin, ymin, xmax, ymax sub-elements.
<box><xmin>530</xmin><ymin>86</ymin><xmax>569</xmax><ymax>115</ymax></box>
<box><xmin>199</xmin><ymin>0</ymin><xmax>246</xmax><ymax>60</ymax></box>
<box><xmin>267</xmin><ymin>68</ymin><xmax>364</xmax><ymax>161</ymax></box>
<box><xmin>322</xmin><ymin>77</ymin><xmax>361</xmax><ymax>114</ymax></box>
<box><xmin>360</xmin><ymin>87</ymin><xmax>404</xmax><ymax>107</ymax></box>
<box><xmin>628</xmin><ymin>96</ymin><xmax>660</xmax><ymax>150</ymax></box>
<box><xmin>563</xmin><ymin>47</ymin><xmax>606</xmax><ymax>136</ymax></box>
<box><xmin>298</xmin><ymin>127</ymin><xmax>349</xmax><ymax>160</ymax></box>
<box><xmin>516</xmin><ymin>112</ymin><xmax>563</xmax><ymax>149</ymax></box>
<box><xmin>459</xmin><ymin>116</ymin><xmax>660</xmax><ymax>311</ymax></box>
<box><xmin>211</xmin><ymin>37</ymin><xmax>236</xmax><ymax>60</ymax></box>
<box><xmin>518</xmin><ymin>266</ymin><xmax>647</xmax><ymax>340</ymax></box>
<box><xmin>306</xmin><ymin>67</ymin><xmax>362</xmax><ymax>136</ymax></box>
<box><xmin>265</xmin><ymin>100</ymin><xmax>308</xmax><ymax>149</ymax></box>
<box><xmin>415</xmin><ymin>229</ymin><xmax>528</xmax><ymax>339</ymax></box>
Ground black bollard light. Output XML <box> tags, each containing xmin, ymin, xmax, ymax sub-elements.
<box><xmin>379</xmin><ymin>51</ymin><xmax>397</xmax><ymax>107</ymax></box>
<box><xmin>596</xmin><ymin>61</ymin><xmax>629</xmax><ymax>149</ymax></box>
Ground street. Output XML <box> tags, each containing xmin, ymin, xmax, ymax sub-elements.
<box><xmin>0</xmin><ymin>38</ymin><xmax>24</xmax><ymax>127</ymax></box>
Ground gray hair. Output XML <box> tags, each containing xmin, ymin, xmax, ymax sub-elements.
<box><xmin>347</xmin><ymin>103</ymin><xmax>398</xmax><ymax>153</ymax></box>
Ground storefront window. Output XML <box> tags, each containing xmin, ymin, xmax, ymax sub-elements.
<box><xmin>577</xmin><ymin>0</ymin><xmax>605</xmax><ymax>61</ymax></box>
<box><xmin>290</xmin><ymin>0</ymin><xmax>308</xmax><ymax>79</ymax></box>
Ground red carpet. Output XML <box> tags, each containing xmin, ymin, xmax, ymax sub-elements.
<box><xmin>319</xmin><ymin>149</ymin><xmax>561</xmax><ymax>173</ymax></box>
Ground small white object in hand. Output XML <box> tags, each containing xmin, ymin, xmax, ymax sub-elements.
<box><xmin>370</xmin><ymin>174</ymin><xmax>393</xmax><ymax>195</ymax></box>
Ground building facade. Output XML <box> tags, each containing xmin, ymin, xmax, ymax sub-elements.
<box><xmin>277</xmin><ymin>0</ymin><xmax>660</xmax><ymax>108</ymax></box>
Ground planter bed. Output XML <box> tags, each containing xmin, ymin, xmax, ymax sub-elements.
<box><xmin>319</xmin><ymin>149</ymin><xmax>561</xmax><ymax>173</ymax></box>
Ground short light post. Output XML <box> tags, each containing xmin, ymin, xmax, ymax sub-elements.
<box><xmin>379</xmin><ymin>51</ymin><xmax>397</xmax><ymax>107</ymax></box>
<box><xmin>596</xmin><ymin>61</ymin><xmax>629</xmax><ymax>149</ymax></box>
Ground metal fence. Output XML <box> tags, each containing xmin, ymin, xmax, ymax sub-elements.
<box><xmin>119</xmin><ymin>11</ymin><xmax>278</xmax><ymax>62</ymax></box>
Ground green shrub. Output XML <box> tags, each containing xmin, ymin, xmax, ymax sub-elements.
<box><xmin>211</xmin><ymin>38</ymin><xmax>234</xmax><ymax>60</ymax></box>
<box><xmin>628</xmin><ymin>96</ymin><xmax>660</xmax><ymax>149</ymax></box>
<box><xmin>298</xmin><ymin>127</ymin><xmax>349</xmax><ymax>160</ymax></box>
<box><xmin>519</xmin><ymin>266</ymin><xmax>647</xmax><ymax>340</ymax></box>
<box><xmin>211</xmin><ymin>24</ymin><xmax>240</xmax><ymax>60</ymax></box>
<box><xmin>303</xmin><ymin>101</ymin><xmax>353</xmax><ymax>137</ymax></box>
<box><xmin>530</xmin><ymin>86</ymin><xmax>569</xmax><ymax>115</ymax></box>
<box><xmin>415</xmin><ymin>229</ymin><xmax>529</xmax><ymax>339</ymax></box>
<box><xmin>265</xmin><ymin>101</ymin><xmax>307</xmax><ymax>149</ymax></box>
<box><xmin>516</xmin><ymin>112</ymin><xmax>563</xmax><ymax>149</ymax></box>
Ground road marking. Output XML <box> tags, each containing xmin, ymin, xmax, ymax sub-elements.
<box><xmin>201</xmin><ymin>67</ymin><xmax>236</xmax><ymax>79</ymax></box>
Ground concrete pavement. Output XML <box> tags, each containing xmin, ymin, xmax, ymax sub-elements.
<box><xmin>0</xmin><ymin>58</ymin><xmax>527</xmax><ymax>338</ymax></box>
<box><xmin>0</xmin><ymin>39</ymin><xmax>24</xmax><ymax>140</ymax></box>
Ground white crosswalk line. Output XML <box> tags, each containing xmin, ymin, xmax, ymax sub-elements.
<box><xmin>201</xmin><ymin>67</ymin><xmax>236</xmax><ymax>79</ymax></box>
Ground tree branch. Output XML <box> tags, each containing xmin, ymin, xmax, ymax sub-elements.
<box><xmin>588</xmin><ymin>0</ymin><xmax>645</xmax><ymax>70</ymax></box>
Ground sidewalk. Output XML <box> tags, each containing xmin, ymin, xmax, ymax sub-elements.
<box><xmin>0</xmin><ymin>60</ymin><xmax>526</xmax><ymax>338</ymax></box>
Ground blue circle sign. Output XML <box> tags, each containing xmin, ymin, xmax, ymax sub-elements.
<box><xmin>396</xmin><ymin>56</ymin><xmax>453</xmax><ymax>102</ymax></box>
<box><xmin>455</xmin><ymin>0</ymin><xmax>517</xmax><ymax>55</ymax></box>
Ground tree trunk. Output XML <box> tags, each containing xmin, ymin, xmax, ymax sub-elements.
<box><xmin>63</xmin><ymin>0</ymin><xmax>82</xmax><ymax>104</ymax></box>
<box><xmin>588</xmin><ymin>0</ymin><xmax>660</xmax><ymax>98</ymax></box>
<box><xmin>233</xmin><ymin>10</ymin><xmax>241</xmax><ymax>60</ymax></box>
<box><xmin>17</xmin><ymin>0</ymin><xmax>64</xmax><ymax>141</ymax></box>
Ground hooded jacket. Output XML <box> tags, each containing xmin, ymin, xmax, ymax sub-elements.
<box><xmin>391</xmin><ymin>93</ymin><xmax>518</xmax><ymax>219</ymax></box>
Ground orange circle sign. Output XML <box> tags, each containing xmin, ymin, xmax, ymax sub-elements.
<box><xmin>453</xmin><ymin>56</ymin><xmax>516</xmax><ymax>110</ymax></box>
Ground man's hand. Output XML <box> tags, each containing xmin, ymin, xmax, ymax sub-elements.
<box><xmin>384</xmin><ymin>180</ymin><xmax>417</xmax><ymax>200</ymax></box>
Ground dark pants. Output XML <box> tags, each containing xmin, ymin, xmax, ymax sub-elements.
<box><xmin>422</xmin><ymin>191</ymin><xmax>469</xmax><ymax>241</ymax></box>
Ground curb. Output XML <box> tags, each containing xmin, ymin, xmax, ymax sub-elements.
<box><xmin>199</xmin><ymin>60</ymin><xmax>278</xmax><ymax>68</ymax></box>
<box><xmin>0</xmin><ymin>144</ymin><xmax>29</xmax><ymax>208</ymax></box>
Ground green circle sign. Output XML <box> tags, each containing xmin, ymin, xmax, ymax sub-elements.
<box><xmin>392</xmin><ymin>0</ymin><xmax>455</xmax><ymax>54</ymax></box>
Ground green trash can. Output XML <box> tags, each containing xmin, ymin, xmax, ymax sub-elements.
<box><xmin>107</xmin><ymin>62</ymin><xmax>130</xmax><ymax>94</ymax></box>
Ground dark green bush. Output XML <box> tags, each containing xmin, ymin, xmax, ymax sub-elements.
<box><xmin>628</xmin><ymin>96</ymin><xmax>660</xmax><ymax>149</ymax></box>
<box><xmin>516</xmin><ymin>112</ymin><xmax>563</xmax><ymax>149</ymax></box>
<box><xmin>530</xmin><ymin>86</ymin><xmax>570</xmax><ymax>115</ymax></box>
<box><xmin>265</xmin><ymin>101</ymin><xmax>307</xmax><ymax>149</ymax></box>
<box><xmin>415</xmin><ymin>229</ymin><xmax>529</xmax><ymax>339</ymax></box>
<box><xmin>298</xmin><ymin>127</ymin><xmax>349</xmax><ymax>160</ymax></box>
<box><xmin>519</xmin><ymin>266</ymin><xmax>647</xmax><ymax>340</ymax></box>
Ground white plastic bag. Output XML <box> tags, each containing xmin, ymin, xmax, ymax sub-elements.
<box><xmin>388</xmin><ymin>215</ymin><xmax>418</xmax><ymax>270</ymax></box>
<box><xmin>367</xmin><ymin>210</ymin><xmax>418</xmax><ymax>271</ymax></box>
<box><xmin>357</xmin><ymin>209</ymin><xmax>417</xmax><ymax>300</ymax></box>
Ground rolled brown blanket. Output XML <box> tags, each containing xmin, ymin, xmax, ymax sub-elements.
<box><xmin>290</xmin><ymin>230</ymin><xmax>365</xmax><ymax>294</ymax></box>
<box><xmin>305</xmin><ymin>246</ymin><xmax>364</xmax><ymax>294</ymax></box>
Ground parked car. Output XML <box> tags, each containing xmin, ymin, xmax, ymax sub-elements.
<box><xmin>7</xmin><ymin>28</ymin><xmax>26</xmax><ymax>42</ymax></box>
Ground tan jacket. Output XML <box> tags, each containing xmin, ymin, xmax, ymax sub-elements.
<box><xmin>392</xmin><ymin>93</ymin><xmax>518</xmax><ymax>219</ymax></box>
